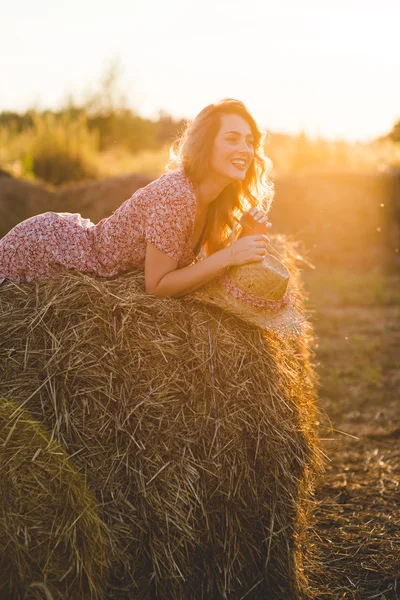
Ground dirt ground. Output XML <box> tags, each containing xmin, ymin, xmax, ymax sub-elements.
<box><xmin>303</xmin><ymin>267</ymin><xmax>400</xmax><ymax>600</ymax></box>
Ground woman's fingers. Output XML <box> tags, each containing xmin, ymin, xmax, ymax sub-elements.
<box><xmin>249</xmin><ymin>208</ymin><xmax>268</xmax><ymax>222</ymax></box>
<box><xmin>242</xmin><ymin>210</ymin><xmax>272</xmax><ymax>234</ymax></box>
<box><xmin>233</xmin><ymin>234</ymin><xmax>270</xmax><ymax>264</ymax></box>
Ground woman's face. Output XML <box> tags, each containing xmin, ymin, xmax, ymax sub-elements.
<box><xmin>210</xmin><ymin>113</ymin><xmax>255</xmax><ymax>183</ymax></box>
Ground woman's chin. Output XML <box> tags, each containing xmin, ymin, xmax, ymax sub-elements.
<box><xmin>229</xmin><ymin>169</ymin><xmax>246</xmax><ymax>182</ymax></box>
<box><xmin>211</xmin><ymin>166</ymin><xmax>247</xmax><ymax>184</ymax></box>
<box><xmin>222</xmin><ymin>165</ymin><xmax>247</xmax><ymax>182</ymax></box>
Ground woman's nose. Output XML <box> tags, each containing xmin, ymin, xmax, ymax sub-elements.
<box><xmin>239</xmin><ymin>139</ymin><xmax>253</xmax><ymax>153</ymax></box>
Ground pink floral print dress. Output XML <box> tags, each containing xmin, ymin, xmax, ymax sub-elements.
<box><xmin>0</xmin><ymin>168</ymin><xmax>201</xmax><ymax>285</ymax></box>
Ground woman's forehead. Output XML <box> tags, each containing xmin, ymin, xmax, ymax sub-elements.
<box><xmin>218</xmin><ymin>113</ymin><xmax>253</xmax><ymax>136</ymax></box>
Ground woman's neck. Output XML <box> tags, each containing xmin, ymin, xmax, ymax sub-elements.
<box><xmin>195</xmin><ymin>174</ymin><xmax>230</xmax><ymax>210</ymax></box>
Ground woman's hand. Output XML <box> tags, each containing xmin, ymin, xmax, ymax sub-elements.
<box><xmin>224</xmin><ymin>234</ymin><xmax>270</xmax><ymax>267</ymax></box>
<box><xmin>240</xmin><ymin>207</ymin><xmax>272</xmax><ymax>235</ymax></box>
<box><xmin>220</xmin><ymin>206</ymin><xmax>271</xmax><ymax>267</ymax></box>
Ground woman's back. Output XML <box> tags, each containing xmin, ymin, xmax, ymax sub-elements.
<box><xmin>90</xmin><ymin>168</ymin><xmax>198</xmax><ymax>276</ymax></box>
<box><xmin>0</xmin><ymin>168</ymin><xmax>198</xmax><ymax>285</ymax></box>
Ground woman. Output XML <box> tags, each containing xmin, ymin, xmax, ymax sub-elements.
<box><xmin>0</xmin><ymin>99</ymin><xmax>273</xmax><ymax>295</ymax></box>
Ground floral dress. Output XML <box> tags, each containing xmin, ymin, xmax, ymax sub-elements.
<box><xmin>0</xmin><ymin>168</ymin><xmax>201</xmax><ymax>285</ymax></box>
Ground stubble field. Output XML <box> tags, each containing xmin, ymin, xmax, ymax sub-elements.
<box><xmin>304</xmin><ymin>267</ymin><xmax>400</xmax><ymax>599</ymax></box>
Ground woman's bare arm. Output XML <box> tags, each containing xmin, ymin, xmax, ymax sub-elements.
<box><xmin>145</xmin><ymin>234</ymin><xmax>269</xmax><ymax>298</ymax></box>
<box><xmin>145</xmin><ymin>243</ymin><xmax>229</xmax><ymax>298</ymax></box>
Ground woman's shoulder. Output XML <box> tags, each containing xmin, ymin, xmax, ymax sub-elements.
<box><xmin>134</xmin><ymin>168</ymin><xmax>197</xmax><ymax>207</ymax></box>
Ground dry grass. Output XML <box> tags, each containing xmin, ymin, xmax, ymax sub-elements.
<box><xmin>0</xmin><ymin>398</ymin><xmax>109</xmax><ymax>600</ymax></box>
<box><xmin>2</xmin><ymin>113</ymin><xmax>400</xmax><ymax>183</ymax></box>
<box><xmin>302</xmin><ymin>267</ymin><xmax>400</xmax><ymax>599</ymax></box>
<box><xmin>0</xmin><ymin>237</ymin><xmax>322</xmax><ymax>599</ymax></box>
<box><xmin>95</xmin><ymin>147</ymin><xmax>170</xmax><ymax>179</ymax></box>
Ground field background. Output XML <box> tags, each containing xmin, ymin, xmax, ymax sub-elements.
<box><xmin>1</xmin><ymin>83</ymin><xmax>400</xmax><ymax>598</ymax></box>
<box><xmin>305</xmin><ymin>268</ymin><xmax>400</xmax><ymax>599</ymax></box>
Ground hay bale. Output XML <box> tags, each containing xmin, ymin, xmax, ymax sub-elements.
<box><xmin>272</xmin><ymin>171</ymin><xmax>400</xmax><ymax>269</ymax></box>
<box><xmin>0</xmin><ymin>173</ymin><xmax>151</xmax><ymax>239</ymax></box>
<box><xmin>0</xmin><ymin>175</ymin><xmax>55</xmax><ymax>239</ymax></box>
<box><xmin>0</xmin><ymin>398</ymin><xmax>109</xmax><ymax>600</ymax></box>
<box><xmin>54</xmin><ymin>173</ymin><xmax>151</xmax><ymax>223</ymax></box>
<box><xmin>0</xmin><ymin>235</ymin><xmax>322</xmax><ymax>599</ymax></box>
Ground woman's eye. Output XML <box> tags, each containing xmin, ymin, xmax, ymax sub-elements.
<box><xmin>226</xmin><ymin>137</ymin><xmax>254</xmax><ymax>146</ymax></box>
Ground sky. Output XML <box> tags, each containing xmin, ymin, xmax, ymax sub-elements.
<box><xmin>1</xmin><ymin>0</ymin><xmax>399</xmax><ymax>142</ymax></box>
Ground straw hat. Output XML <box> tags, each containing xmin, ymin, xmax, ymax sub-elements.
<box><xmin>192</xmin><ymin>239</ymin><xmax>308</xmax><ymax>337</ymax></box>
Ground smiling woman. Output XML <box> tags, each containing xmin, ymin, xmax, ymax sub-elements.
<box><xmin>167</xmin><ymin>99</ymin><xmax>274</xmax><ymax>257</ymax></box>
<box><xmin>0</xmin><ymin>99</ymin><xmax>273</xmax><ymax>300</ymax></box>
<box><xmin>0</xmin><ymin>99</ymin><xmax>317</xmax><ymax>598</ymax></box>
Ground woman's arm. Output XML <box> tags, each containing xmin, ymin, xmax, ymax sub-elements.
<box><xmin>145</xmin><ymin>233</ymin><xmax>269</xmax><ymax>298</ymax></box>
<box><xmin>145</xmin><ymin>243</ymin><xmax>228</xmax><ymax>298</ymax></box>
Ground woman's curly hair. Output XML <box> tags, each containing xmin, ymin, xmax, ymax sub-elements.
<box><xmin>167</xmin><ymin>98</ymin><xmax>274</xmax><ymax>255</ymax></box>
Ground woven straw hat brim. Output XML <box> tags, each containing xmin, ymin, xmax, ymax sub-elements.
<box><xmin>190</xmin><ymin>277</ymin><xmax>309</xmax><ymax>338</ymax></box>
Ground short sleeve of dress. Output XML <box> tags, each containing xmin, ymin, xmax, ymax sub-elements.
<box><xmin>143</xmin><ymin>174</ymin><xmax>195</xmax><ymax>263</ymax></box>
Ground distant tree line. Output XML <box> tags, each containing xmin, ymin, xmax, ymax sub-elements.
<box><xmin>0</xmin><ymin>61</ymin><xmax>398</xmax><ymax>186</ymax></box>
<box><xmin>0</xmin><ymin>108</ymin><xmax>186</xmax><ymax>155</ymax></box>
<box><xmin>387</xmin><ymin>120</ymin><xmax>400</xmax><ymax>144</ymax></box>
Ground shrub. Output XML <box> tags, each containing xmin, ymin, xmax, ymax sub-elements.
<box><xmin>29</xmin><ymin>112</ymin><xmax>99</xmax><ymax>185</ymax></box>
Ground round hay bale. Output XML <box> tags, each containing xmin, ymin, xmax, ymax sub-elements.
<box><xmin>0</xmin><ymin>398</ymin><xmax>109</xmax><ymax>600</ymax></box>
<box><xmin>0</xmin><ymin>176</ymin><xmax>55</xmax><ymax>239</ymax></box>
<box><xmin>0</xmin><ymin>172</ymin><xmax>151</xmax><ymax>239</ymax></box>
<box><xmin>0</xmin><ymin>235</ymin><xmax>322</xmax><ymax>599</ymax></box>
<box><xmin>54</xmin><ymin>173</ymin><xmax>151</xmax><ymax>223</ymax></box>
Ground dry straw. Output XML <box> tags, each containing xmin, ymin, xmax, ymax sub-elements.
<box><xmin>0</xmin><ymin>398</ymin><xmax>109</xmax><ymax>600</ymax></box>
<box><xmin>0</xmin><ymin>235</ymin><xmax>323</xmax><ymax>599</ymax></box>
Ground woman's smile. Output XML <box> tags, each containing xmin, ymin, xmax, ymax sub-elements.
<box><xmin>230</xmin><ymin>159</ymin><xmax>247</xmax><ymax>172</ymax></box>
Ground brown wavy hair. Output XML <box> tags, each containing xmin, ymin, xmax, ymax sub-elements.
<box><xmin>167</xmin><ymin>98</ymin><xmax>274</xmax><ymax>255</ymax></box>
